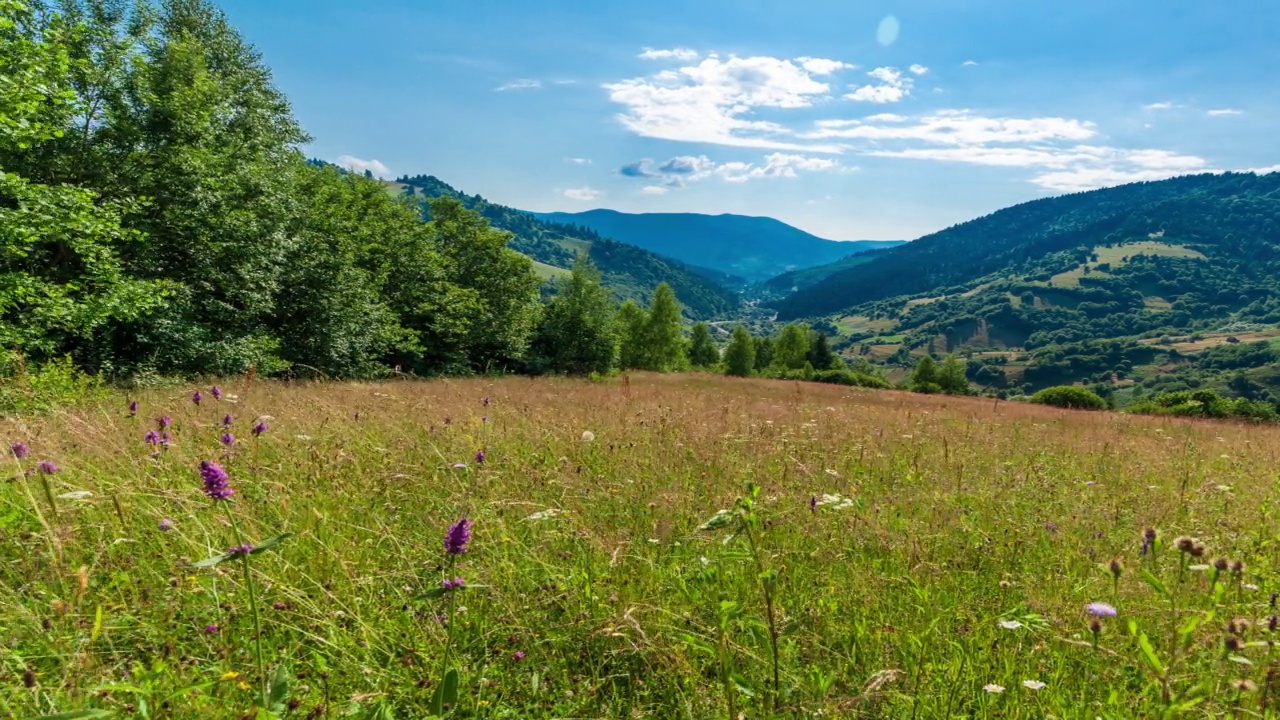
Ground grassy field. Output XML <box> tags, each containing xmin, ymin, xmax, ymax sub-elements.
<box><xmin>5</xmin><ymin>375</ymin><xmax>1280</xmax><ymax>718</ymax></box>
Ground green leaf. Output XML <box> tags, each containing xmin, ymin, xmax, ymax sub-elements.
<box><xmin>193</xmin><ymin>552</ymin><xmax>234</xmax><ymax>568</ymax></box>
<box><xmin>268</xmin><ymin>664</ymin><xmax>291</xmax><ymax>713</ymax></box>
<box><xmin>249</xmin><ymin>533</ymin><xmax>294</xmax><ymax>556</ymax></box>
<box><xmin>677</xmin><ymin>633</ymin><xmax>716</xmax><ymax>657</ymax></box>
<box><xmin>1137</xmin><ymin>632</ymin><xmax>1165</xmax><ymax>675</ymax></box>
<box><xmin>699</xmin><ymin>509</ymin><xmax>733</xmax><ymax>531</ymax></box>
<box><xmin>431</xmin><ymin>668</ymin><xmax>460</xmax><ymax>715</ymax></box>
<box><xmin>1140</xmin><ymin>569</ymin><xmax>1170</xmax><ymax>601</ymax></box>
<box><xmin>729</xmin><ymin>672</ymin><xmax>756</xmax><ymax>697</ymax></box>
<box><xmin>1228</xmin><ymin>654</ymin><xmax>1253</xmax><ymax>665</ymax></box>
<box><xmin>31</xmin><ymin>712</ymin><xmax>115</xmax><ymax>719</ymax></box>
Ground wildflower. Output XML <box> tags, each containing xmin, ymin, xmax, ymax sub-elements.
<box><xmin>252</xmin><ymin>421</ymin><xmax>268</xmax><ymax>437</ymax></box>
<box><xmin>1086</xmin><ymin>602</ymin><xmax>1117</xmax><ymax>618</ymax></box>
<box><xmin>1109</xmin><ymin>559</ymin><xmax>1123</xmax><ymax>579</ymax></box>
<box><xmin>998</xmin><ymin>620</ymin><xmax>1023</xmax><ymax>630</ymax></box>
<box><xmin>205</xmin><ymin>623</ymin><xmax>220</xmax><ymax>634</ymax></box>
<box><xmin>482</xmin><ymin>396</ymin><xmax>490</xmax><ymax>407</ymax></box>
<box><xmin>1231</xmin><ymin>560</ymin><xmax>1244</xmax><ymax>575</ymax></box>
<box><xmin>160</xmin><ymin>431</ymin><xmax>172</xmax><ymax>446</ymax></box>
<box><xmin>192</xmin><ymin>391</ymin><xmax>203</xmax><ymax>405</ymax></box>
<box><xmin>37</xmin><ymin>461</ymin><xmax>58</xmax><ymax>475</ymax></box>
<box><xmin>581</xmin><ymin>430</ymin><xmax>595</xmax><ymax>442</ymax></box>
<box><xmin>512</xmin><ymin>651</ymin><xmax>525</xmax><ymax>661</ymax></box>
<box><xmin>983</xmin><ymin>683</ymin><xmax>1004</xmax><ymax>694</ymax></box>
<box><xmin>222</xmin><ymin>414</ymin><xmax>234</xmax><ymax>427</ymax></box>
<box><xmin>444</xmin><ymin>517</ymin><xmax>472</xmax><ymax>555</ymax></box>
<box><xmin>1175</xmin><ymin>536</ymin><xmax>1195</xmax><ymax>554</ymax></box>
<box><xmin>474</xmin><ymin>449</ymin><xmax>486</xmax><ymax>465</ymax></box>
<box><xmin>441</xmin><ymin>576</ymin><xmax>466</xmax><ymax>591</ymax></box>
<box><xmin>227</xmin><ymin>543</ymin><xmax>254</xmax><ymax>556</ymax></box>
<box><xmin>273</xmin><ymin>602</ymin><xmax>289</xmax><ymax>610</ymax></box>
<box><xmin>199</xmin><ymin>460</ymin><xmax>234</xmax><ymax>501</ymax></box>
<box><xmin>1235</xmin><ymin>679</ymin><xmax>1258</xmax><ymax>692</ymax></box>
<box><xmin>1214</xmin><ymin>557</ymin><xmax>1229</xmax><ymax>572</ymax></box>
<box><xmin>1144</xmin><ymin>528</ymin><xmax>1158</xmax><ymax>543</ymax></box>
<box><xmin>1269</xmin><ymin>616</ymin><xmax>1278</xmax><ymax>633</ymax></box>
<box><xmin>524</xmin><ymin>509</ymin><xmax>561</xmax><ymax>521</ymax></box>
<box><xmin>1022</xmin><ymin>679</ymin><xmax>1046</xmax><ymax>690</ymax></box>
<box><xmin>159</xmin><ymin>518</ymin><xmax>174</xmax><ymax>531</ymax></box>
<box><xmin>145</xmin><ymin>431</ymin><xmax>161</xmax><ymax>446</ymax></box>
<box><xmin>1191</xmin><ymin>542</ymin><xmax>1207</xmax><ymax>557</ymax></box>
<box><xmin>1044</xmin><ymin>522</ymin><xmax>1058</xmax><ymax>532</ymax></box>
<box><xmin>129</xmin><ymin>400</ymin><xmax>138</xmax><ymax>415</ymax></box>
<box><xmin>158</xmin><ymin>416</ymin><xmax>172</xmax><ymax>430</ymax></box>
<box><xmin>220</xmin><ymin>432</ymin><xmax>236</xmax><ymax>447</ymax></box>
<box><xmin>210</xmin><ymin>386</ymin><xmax>222</xmax><ymax>400</ymax></box>
<box><xmin>809</xmin><ymin>495</ymin><xmax>818</xmax><ymax>513</ymax></box>
<box><xmin>1226</xmin><ymin>636</ymin><xmax>1242</xmax><ymax>652</ymax></box>
<box><xmin>10</xmin><ymin>441</ymin><xmax>29</xmax><ymax>459</ymax></box>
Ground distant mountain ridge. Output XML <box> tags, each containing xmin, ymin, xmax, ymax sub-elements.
<box><xmin>394</xmin><ymin>175</ymin><xmax>743</xmax><ymax>320</ymax></box>
<box><xmin>533</xmin><ymin>209</ymin><xmax>902</xmax><ymax>281</ymax></box>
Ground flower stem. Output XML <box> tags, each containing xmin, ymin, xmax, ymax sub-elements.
<box><xmin>224</xmin><ymin>502</ymin><xmax>267</xmax><ymax>708</ymax></box>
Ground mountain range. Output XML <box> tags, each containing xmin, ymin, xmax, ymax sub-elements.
<box><xmin>533</xmin><ymin>209</ymin><xmax>902</xmax><ymax>282</ymax></box>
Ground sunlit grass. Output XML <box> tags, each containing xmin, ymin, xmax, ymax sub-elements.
<box><xmin>4</xmin><ymin>374</ymin><xmax>1280</xmax><ymax>718</ymax></box>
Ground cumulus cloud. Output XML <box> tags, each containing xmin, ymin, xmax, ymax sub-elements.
<box><xmin>616</xmin><ymin>152</ymin><xmax>844</xmax><ymax>189</ymax></box>
<box><xmin>564</xmin><ymin>186</ymin><xmax>604</xmax><ymax>201</ymax></box>
<box><xmin>1208</xmin><ymin>108</ymin><xmax>1243</xmax><ymax>116</ymax></box>
<box><xmin>1245</xmin><ymin>164</ymin><xmax>1280</xmax><ymax>174</ymax></box>
<box><xmin>845</xmin><ymin>66</ymin><xmax>913</xmax><ymax>103</ymax></box>
<box><xmin>496</xmin><ymin>78</ymin><xmax>542</xmax><ymax>91</ymax></box>
<box><xmin>335</xmin><ymin>155</ymin><xmax>392</xmax><ymax>179</ymax></box>
<box><xmin>908</xmin><ymin>64</ymin><xmax>929</xmax><ymax>75</ymax></box>
<box><xmin>719</xmin><ymin>153</ymin><xmax>844</xmax><ymax>182</ymax></box>
<box><xmin>638</xmin><ymin>47</ymin><xmax>699</xmax><ymax>61</ymax></box>
<box><xmin>603</xmin><ymin>53</ymin><xmax>852</xmax><ymax>151</ymax></box>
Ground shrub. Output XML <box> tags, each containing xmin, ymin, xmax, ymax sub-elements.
<box><xmin>1029</xmin><ymin>385</ymin><xmax>1107</xmax><ymax>410</ymax></box>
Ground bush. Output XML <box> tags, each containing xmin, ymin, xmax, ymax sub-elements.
<box><xmin>0</xmin><ymin>354</ymin><xmax>107</xmax><ymax>414</ymax></box>
<box><xmin>1029</xmin><ymin>385</ymin><xmax>1107</xmax><ymax>410</ymax></box>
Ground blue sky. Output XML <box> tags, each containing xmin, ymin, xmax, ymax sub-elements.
<box><xmin>214</xmin><ymin>0</ymin><xmax>1280</xmax><ymax>240</ymax></box>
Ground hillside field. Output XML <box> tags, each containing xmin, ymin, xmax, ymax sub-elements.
<box><xmin>5</xmin><ymin>376</ymin><xmax>1280</xmax><ymax>718</ymax></box>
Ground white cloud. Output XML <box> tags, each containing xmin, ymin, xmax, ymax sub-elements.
<box><xmin>618</xmin><ymin>152</ymin><xmax>844</xmax><ymax>188</ymax></box>
<box><xmin>719</xmin><ymin>152</ymin><xmax>844</xmax><ymax>182</ymax></box>
<box><xmin>1208</xmin><ymin>108</ymin><xmax>1243</xmax><ymax>116</ymax></box>
<box><xmin>864</xmin><ymin>113</ymin><xmax>907</xmax><ymax>122</ymax></box>
<box><xmin>1245</xmin><ymin>164</ymin><xmax>1280</xmax><ymax>174</ymax></box>
<box><xmin>335</xmin><ymin>155</ymin><xmax>392</xmax><ymax>179</ymax></box>
<box><xmin>640</xmin><ymin>185</ymin><xmax>669</xmax><ymax>194</ymax></box>
<box><xmin>909</xmin><ymin>64</ymin><xmax>929</xmax><ymax>75</ymax></box>
<box><xmin>1143</xmin><ymin>101</ymin><xmax>1174</xmax><ymax>111</ymax></box>
<box><xmin>496</xmin><ymin>79</ymin><xmax>542</xmax><ymax>91</ymax></box>
<box><xmin>807</xmin><ymin>111</ymin><xmax>1097</xmax><ymax>145</ymax></box>
<box><xmin>962</xmin><ymin>60</ymin><xmax>979</xmax><ymax>67</ymax></box>
<box><xmin>638</xmin><ymin>47</ymin><xmax>700</xmax><ymax>61</ymax></box>
<box><xmin>604</xmin><ymin>54</ymin><xmax>848</xmax><ymax>151</ymax></box>
<box><xmin>563</xmin><ymin>186</ymin><xmax>604</xmax><ymax>201</ymax></box>
<box><xmin>566</xmin><ymin>157</ymin><xmax>592</xmax><ymax>165</ymax></box>
<box><xmin>845</xmin><ymin>66</ymin><xmax>913</xmax><ymax>103</ymax></box>
<box><xmin>797</xmin><ymin>56</ymin><xmax>855</xmax><ymax>75</ymax></box>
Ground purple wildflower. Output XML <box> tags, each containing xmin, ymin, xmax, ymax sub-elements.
<box><xmin>158</xmin><ymin>416</ymin><xmax>172</xmax><ymax>430</ymax></box>
<box><xmin>210</xmin><ymin>386</ymin><xmax>222</xmax><ymax>400</ymax></box>
<box><xmin>36</xmin><ymin>461</ymin><xmax>58</xmax><ymax>475</ymax></box>
<box><xmin>227</xmin><ymin>543</ymin><xmax>254</xmax><ymax>556</ymax></box>
<box><xmin>160</xmin><ymin>431</ymin><xmax>172</xmax><ymax>447</ymax></box>
<box><xmin>482</xmin><ymin>396</ymin><xmax>490</xmax><ymax>407</ymax></box>
<box><xmin>252</xmin><ymin>421</ymin><xmax>268</xmax><ymax>437</ymax></box>
<box><xmin>1086</xmin><ymin>602</ymin><xmax>1117</xmax><ymax>618</ymax></box>
<box><xmin>220</xmin><ymin>432</ymin><xmax>236</xmax><ymax>447</ymax></box>
<box><xmin>192</xmin><ymin>391</ymin><xmax>203</xmax><ymax>405</ymax></box>
<box><xmin>444</xmin><ymin>517</ymin><xmax>472</xmax><ymax>556</ymax></box>
<box><xmin>204</xmin><ymin>623</ymin><xmax>219</xmax><ymax>634</ymax></box>
<box><xmin>129</xmin><ymin>400</ymin><xmax>138</xmax><ymax>416</ymax></box>
<box><xmin>273</xmin><ymin>602</ymin><xmax>289</xmax><ymax>610</ymax></box>
<box><xmin>159</xmin><ymin>518</ymin><xmax>174</xmax><ymax>531</ymax></box>
<box><xmin>199</xmin><ymin>460</ymin><xmax>234</xmax><ymax>501</ymax></box>
<box><xmin>512</xmin><ymin>651</ymin><xmax>526</xmax><ymax>661</ymax></box>
<box><xmin>222</xmin><ymin>414</ymin><xmax>234</xmax><ymax>427</ymax></box>
<box><xmin>144</xmin><ymin>431</ymin><xmax>161</xmax><ymax>446</ymax></box>
<box><xmin>809</xmin><ymin>495</ymin><xmax>818</xmax><ymax>513</ymax></box>
<box><xmin>474</xmin><ymin>449</ymin><xmax>486</xmax><ymax>465</ymax></box>
<box><xmin>9</xmin><ymin>441</ymin><xmax>28</xmax><ymax>460</ymax></box>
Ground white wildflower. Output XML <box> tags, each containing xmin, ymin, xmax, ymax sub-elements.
<box><xmin>998</xmin><ymin>620</ymin><xmax>1023</xmax><ymax>630</ymax></box>
<box><xmin>524</xmin><ymin>509</ymin><xmax>562</xmax><ymax>521</ymax></box>
<box><xmin>984</xmin><ymin>683</ymin><xmax>1004</xmax><ymax>694</ymax></box>
<box><xmin>581</xmin><ymin>430</ymin><xmax>595</xmax><ymax>442</ymax></box>
<box><xmin>1022</xmin><ymin>679</ymin><xmax>1046</xmax><ymax>690</ymax></box>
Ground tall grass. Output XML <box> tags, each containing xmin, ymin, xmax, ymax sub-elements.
<box><xmin>3</xmin><ymin>374</ymin><xmax>1280</xmax><ymax>717</ymax></box>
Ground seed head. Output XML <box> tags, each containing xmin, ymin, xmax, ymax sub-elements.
<box><xmin>1089</xmin><ymin>619</ymin><xmax>1102</xmax><ymax>634</ymax></box>
<box><xmin>1214</xmin><ymin>557</ymin><xmax>1230</xmax><ymax>572</ymax></box>
<box><xmin>199</xmin><ymin>460</ymin><xmax>234</xmax><ymax>501</ymax></box>
<box><xmin>1231</xmin><ymin>560</ymin><xmax>1244</xmax><ymax>575</ymax></box>
<box><xmin>1175</xmin><ymin>536</ymin><xmax>1196</xmax><ymax>553</ymax></box>
<box><xmin>1269</xmin><ymin>616</ymin><xmax>1278</xmax><ymax>633</ymax></box>
<box><xmin>9</xmin><ymin>441</ymin><xmax>29</xmax><ymax>459</ymax></box>
<box><xmin>1109</xmin><ymin>559</ymin><xmax>1123</xmax><ymax>578</ymax></box>
<box><xmin>1143</xmin><ymin>527</ymin><xmax>1157</xmax><ymax>542</ymax></box>
<box><xmin>1226</xmin><ymin>636</ymin><xmax>1242</xmax><ymax>652</ymax></box>
<box><xmin>443</xmin><ymin>517</ymin><xmax>472</xmax><ymax>555</ymax></box>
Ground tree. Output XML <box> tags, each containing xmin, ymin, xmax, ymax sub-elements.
<box><xmin>687</xmin><ymin>322</ymin><xmax>719</xmax><ymax>368</ymax></box>
<box><xmin>753</xmin><ymin>336</ymin><xmax>773</xmax><ymax>371</ymax></box>
<box><xmin>724</xmin><ymin>326</ymin><xmax>755</xmax><ymax>377</ymax></box>
<box><xmin>910</xmin><ymin>355</ymin><xmax>940</xmax><ymax>393</ymax></box>
<box><xmin>805</xmin><ymin>331</ymin><xmax>841</xmax><ymax>370</ymax></box>
<box><xmin>529</xmin><ymin>255</ymin><xmax>618</xmax><ymax>375</ymax></box>
<box><xmin>937</xmin><ymin>354</ymin><xmax>970</xmax><ymax>395</ymax></box>
<box><xmin>771</xmin><ymin>323</ymin><xmax>811</xmax><ymax>371</ymax></box>
<box><xmin>616</xmin><ymin>300</ymin><xmax>647</xmax><ymax>370</ymax></box>
<box><xmin>639</xmin><ymin>283</ymin><xmax>686</xmax><ymax>371</ymax></box>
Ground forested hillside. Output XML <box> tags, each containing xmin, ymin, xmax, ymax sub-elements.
<box><xmin>396</xmin><ymin>175</ymin><xmax>743</xmax><ymax>319</ymax></box>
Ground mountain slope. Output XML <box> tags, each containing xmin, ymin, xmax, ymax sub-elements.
<box><xmin>759</xmin><ymin>247</ymin><xmax>895</xmax><ymax>297</ymax></box>
<box><xmin>534</xmin><ymin>209</ymin><xmax>901</xmax><ymax>281</ymax></box>
<box><xmin>395</xmin><ymin>175</ymin><xmax>743</xmax><ymax>319</ymax></box>
<box><xmin>774</xmin><ymin>172</ymin><xmax>1280</xmax><ymax>320</ymax></box>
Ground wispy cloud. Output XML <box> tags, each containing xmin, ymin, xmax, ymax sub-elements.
<box><xmin>617</xmin><ymin>152</ymin><xmax>846</xmax><ymax>189</ymax></box>
<box><xmin>1144</xmin><ymin>101</ymin><xmax>1174</xmax><ymax>111</ymax></box>
<box><xmin>496</xmin><ymin>78</ymin><xmax>543</xmax><ymax>91</ymax></box>
<box><xmin>962</xmin><ymin>60</ymin><xmax>979</xmax><ymax>67</ymax></box>
<box><xmin>1207</xmin><ymin>108</ymin><xmax>1243</xmax><ymax>116</ymax></box>
<box><xmin>566</xmin><ymin>157</ymin><xmax>592</xmax><ymax>165</ymax></box>
<box><xmin>1244</xmin><ymin>164</ymin><xmax>1280</xmax><ymax>174</ymax></box>
<box><xmin>638</xmin><ymin>47</ymin><xmax>699</xmax><ymax>61</ymax></box>
<box><xmin>335</xmin><ymin>155</ymin><xmax>392</xmax><ymax>179</ymax></box>
<box><xmin>640</xmin><ymin>185</ymin><xmax>669</xmax><ymax>195</ymax></box>
<box><xmin>563</xmin><ymin>186</ymin><xmax>604</xmax><ymax>201</ymax></box>
<box><xmin>845</xmin><ymin>66</ymin><xmax>913</xmax><ymax>103</ymax></box>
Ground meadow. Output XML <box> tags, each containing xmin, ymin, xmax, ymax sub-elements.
<box><xmin>4</xmin><ymin>374</ymin><xmax>1280</xmax><ymax>718</ymax></box>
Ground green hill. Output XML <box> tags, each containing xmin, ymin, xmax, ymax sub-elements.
<box><xmin>534</xmin><ymin>209</ymin><xmax>901</xmax><ymax>282</ymax></box>
<box><xmin>394</xmin><ymin>175</ymin><xmax>743</xmax><ymax>320</ymax></box>
<box><xmin>758</xmin><ymin>247</ymin><xmax>895</xmax><ymax>297</ymax></box>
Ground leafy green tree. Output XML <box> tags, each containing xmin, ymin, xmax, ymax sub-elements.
<box><xmin>616</xmin><ymin>300</ymin><xmax>647</xmax><ymax>370</ymax></box>
<box><xmin>640</xmin><ymin>282</ymin><xmax>686</xmax><ymax>371</ymax></box>
<box><xmin>753</xmin><ymin>336</ymin><xmax>773</xmax><ymax>371</ymax></box>
<box><xmin>771</xmin><ymin>323</ymin><xmax>811</xmax><ymax>371</ymax></box>
<box><xmin>937</xmin><ymin>354</ymin><xmax>970</xmax><ymax>395</ymax></box>
<box><xmin>687</xmin><ymin>322</ymin><xmax>719</xmax><ymax>368</ymax></box>
<box><xmin>910</xmin><ymin>355</ymin><xmax>940</xmax><ymax>393</ymax></box>
<box><xmin>529</xmin><ymin>255</ymin><xmax>618</xmax><ymax>375</ymax></box>
<box><xmin>805</xmin><ymin>330</ymin><xmax>841</xmax><ymax>370</ymax></box>
<box><xmin>724</xmin><ymin>325</ymin><xmax>756</xmax><ymax>377</ymax></box>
